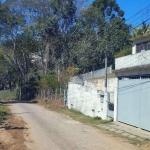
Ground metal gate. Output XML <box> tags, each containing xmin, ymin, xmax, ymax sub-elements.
<box><xmin>64</xmin><ymin>89</ymin><xmax>68</xmax><ymax>105</ymax></box>
<box><xmin>108</xmin><ymin>102</ymin><xmax>114</xmax><ymax>118</ymax></box>
<box><xmin>118</xmin><ymin>76</ymin><xmax>150</xmax><ymax>131</ymax></box>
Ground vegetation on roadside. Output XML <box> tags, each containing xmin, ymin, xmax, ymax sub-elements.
<box><xmin>57</xmin><ymin>109</ymin><xmax>113</xmax><ymax>125</ymax></box>
<box><xmin>0</xmin><ymin>103</ymin><xmax>10</xmax><ymax>123</ymax></box>
<box><xmin>0</xmin><ymin>89</ymin><xmax>17</xmax><ymax>101</ymax></box>
<box><xmin>38</xmin><ymin>99</ymin><xmax>113</xmax><ymax>126</ymax></box>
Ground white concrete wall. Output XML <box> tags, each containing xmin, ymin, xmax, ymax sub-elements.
<box><xmin>68</xmin><ymin>82</ymin><xmax>103</xmax><ymax>118</ymax></box>
<box><xmin>68</xmin><ymin>78</ymin><xmax>115</xmax><ymax>119</ymax></box>
<box><xmin>97</xmin><ymin>78</ymin><xmax>115</xmax><ymax>103</ymax></box>
<box><xmin>132</xmin><ymin>43</ymin><xmax>136</xmax><ymax>54</ymax></box>
<box><xmin>115</xmin><ymin>50</ymin><xmax>150</xmax><ymax>70</ymax></box>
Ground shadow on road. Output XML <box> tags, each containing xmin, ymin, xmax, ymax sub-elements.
<box><xmin>12</xmin><ymin>112</ymin><xmax>34</xmax><ymax>115</ymax></box>
<box><xmin>2</xmin><ymin>100</ymin><xmax>38</xmax><ymax>104</ymax></box>
<box><xmin>0</xmin><ymin>126</ymin><xmax>28</xmax><ymax>130</ymax></box>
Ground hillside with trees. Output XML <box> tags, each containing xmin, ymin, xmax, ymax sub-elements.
<box><xmin>0</xmin><ymin>0</ymin><xmax>131</xmax><ymax>99</ymax></box>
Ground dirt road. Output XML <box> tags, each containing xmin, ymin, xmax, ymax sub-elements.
<box><xmin>8</xmin><ymin>102</ymin><xmax>138</xmax><ymax>150</ymax></box>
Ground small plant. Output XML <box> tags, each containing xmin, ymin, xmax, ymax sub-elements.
<box><xmin>11</xmin><ymin>97</ymin><xmax>15</xmax><ymax>100</ymax></box>
<box><xmin>6</xmin><ymin>97</ymin><xmax>8</xmax><ymax>100</ymax></box>
<box><xmin>94</xmin><ymin>116</ymin><xmax>102</xmax><ymax>120</ymax></box>
<box><xmin>0</xmin><ymin>104</ymin><xmax>10</xmax><ymax>123</ymax></box>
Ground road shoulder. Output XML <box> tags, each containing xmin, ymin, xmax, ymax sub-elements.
<box><xmin>0</xmin><ymin>109</ymin><xmax>29</xmax><ymax>150</ymax></box>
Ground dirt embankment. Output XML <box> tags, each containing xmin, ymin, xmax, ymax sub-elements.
<box><xmin>0</xmin><ymin>115</ymin><xmax>29</xmax><ymax>150</ymax></box>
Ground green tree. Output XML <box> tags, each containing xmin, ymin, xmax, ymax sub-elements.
<box><xmin>114</xmin><ymin>46</ymin><xmax>132</xmax><ymax>58</ymax></box>
<box><xmin>68</xmin><ymin>0</ymin><xmax>131</xmax><ymax>71</ymax></box>
<box><xmin>133</xmin><ymin>23</ymin><xmax>150</xmax><ymax>37</ymax></box>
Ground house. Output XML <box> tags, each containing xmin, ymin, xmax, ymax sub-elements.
<box><xmin>114</xmin><ymin>33</ymin><xmax>150</xmax><ymax>131</ymax></box>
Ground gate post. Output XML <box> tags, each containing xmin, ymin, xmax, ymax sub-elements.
<box><xmin>102</xmin><ymin>92</ymin><xmax>108</xmax><ymax>120</ymax></box>
<box><xmin>114</xmin><ymin>77</ymin><xmax>119</xmax><ymax>122</ymax></box>
<box><xmin>64</xmin><ymin>89</ymin><xmax>68</xmax><ymax>105</ymax></box>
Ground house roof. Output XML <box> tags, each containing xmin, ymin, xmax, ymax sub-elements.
<box><xmin>130</xmin><ymin>33</ymin><xmax>150</xmax><ymax>42</ymax></box>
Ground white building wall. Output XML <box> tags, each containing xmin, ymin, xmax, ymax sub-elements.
<box><xmin>68</xmin><ymin>83</ymin><xmax>102</xmax><ymax>117</ymax></box>
<box><xmin>115</xmin><ymin>50</ymin><xmax>150</xmax><ymax>70</ymax></box>
<box><xmin>132</xmin><ymin>43</ymin><xmax>136</xmax><ymax>54</ymax></box>
<box><xmin>97</xmin><ymin>78</ymin><xmax>115</xmax><ymax>103</ymax></box>
<box><xmin>68</xmin><ymin>78</ymin><xmax>115</xmax><ymax>119</ymax></box>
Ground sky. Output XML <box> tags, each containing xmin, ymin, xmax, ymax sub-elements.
<box><xmin>88</xmin><ymin>0</ymin><xmax>150</xmax><ymax>26</ymax></box>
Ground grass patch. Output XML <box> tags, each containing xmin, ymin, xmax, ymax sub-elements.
<box><xmin>0</xmin><ymin>103</ymin><xmax>10</xmax><ymax>123</ymax></box>
<box><xmin>0</xmin><ymin>89</ymin><xmax>17</xmax><ymax>101</ymax></box>
<box><xmin>56</xmin><ymin>108</ymin><xmax>113</xmax><ymax>125</ymax></box>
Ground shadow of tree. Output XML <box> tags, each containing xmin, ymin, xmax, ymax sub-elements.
<box><xmin>5</xmin><ymin>126</ymin><xmax>28</xmax><ymax>130</ymax></box>
<box><xmin>2</xmin><ymin>100</ymin><xmax>38</xmax><ymax>104</ymax></box>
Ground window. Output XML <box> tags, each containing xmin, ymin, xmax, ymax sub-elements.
<box><xmin>136</xmin><ymin>45</ymin><xmax>140</xmax><ymax>53</ymax></box>
<box><xmin>136</xmin><ymin>41</ymin><xmax>150</xmax><ymax>53</ymax></box>
<box><xmin>148</xmin><ymin>43</ymin><xmax>150</xmax><ymax>50</ymax></box>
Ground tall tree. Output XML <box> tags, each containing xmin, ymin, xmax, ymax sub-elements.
<box><xmin>68</xmin><ymin>0</ymin><xmax>131</xmax><ymax>71</ymax></box>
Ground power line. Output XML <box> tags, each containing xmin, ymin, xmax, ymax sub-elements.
<box><xmin>129</xmin><ymin>9</ymin><xmax>150</xmax><ymax>26</ymax></box>
<box><xmin>131</xmin><ymin>16</ymin><xmax>150</xmax><ymax>30</ymax></box>
<box><xmin>125</xmin><ymin>3</ymin><xmax>150</xmax><ymax>23</ymax></box>
<box><xmin>123</xmin><ymin>0</ymin><xmax>137</xmax><ymax>11</ymax></box>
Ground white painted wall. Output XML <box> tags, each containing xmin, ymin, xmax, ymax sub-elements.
<box><xmin>97</xmin><ymin>78</ymin><xmax>115</xmax><ymax>103</ymax></box>
<box><xmin>68</xmin><ymin>82</ymin><xmax>103</xmax><ymax>118</ymax></box>
<box><xmin>132</xmin><ymin>43</ymin><xmax>136</xmax><ymax>54</ymax></box>
<box><xmin>115</xmin><ymin>50</ymin><xmax>150</xmax><ymax>70</ymax></box>
<box><xmin>68</xmin><ymin>78</ymin><xmax>115</xmax><ymax>120</ymax></box>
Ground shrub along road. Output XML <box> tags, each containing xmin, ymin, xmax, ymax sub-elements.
<box><xmin>7</xmin><ymin>102</ymin><xmax>138</xmax><ymax>150</ymax></box>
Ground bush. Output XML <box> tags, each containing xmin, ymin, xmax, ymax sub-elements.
<box><xmin>37</xmin><ymin>71</ymin><xmax>60</xmax><ymax>91</ymax></box>
<box><xmin>115</xmin><ymin>47</ymin><xmax>132</xmax><ymax>58</ymax></box>
<box><xmin>0</xmin><ymin>89</ymin><xmax>17</xmax><ymax>101</ymax></box>
<box><xmin>0</xmin><ymin>104</ymin><xmax>10</xmax><ymax>122</ymax></box>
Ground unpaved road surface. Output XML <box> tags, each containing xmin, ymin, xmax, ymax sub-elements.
<box><xmin>8</xmin><ymin>102</ymin><xmax>138</xmax><ymax>150</ymax></box>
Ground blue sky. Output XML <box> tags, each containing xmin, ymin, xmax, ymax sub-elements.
<box><xmin>88</xmin><ymin>0</ymin><xmax>150</xmax><ymax>26</ymax></box>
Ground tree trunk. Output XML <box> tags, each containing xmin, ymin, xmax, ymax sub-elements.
<box><xmin>43</xmin><ymin>42</ymin><xmax>50</xmax><ymax>75</ymax></box>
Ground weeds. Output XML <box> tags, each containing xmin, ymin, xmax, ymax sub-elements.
<box><xmin>0</xmin><ymin>89</ymin><xmax>17</xmax><ymax>101</ymax></box>
<box><xmin>56</xmin><ymin>108</ymin><xmax>113</xmax><ymax>126</ymax></box>
<box><xmin>0</xmin><ymin>104</ymin><xmax>10</xmax><ymax>123</ymax></box>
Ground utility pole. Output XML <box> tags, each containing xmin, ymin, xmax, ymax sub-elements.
<box><xmin>105</xmin><ymin>45</ymin><xmax>108</xmax><ymax>93</ymax></box>
<box><xmin>103</xmin><ymin>44</ymin><xmax>108</xmax><ymax>120</ymax></box>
